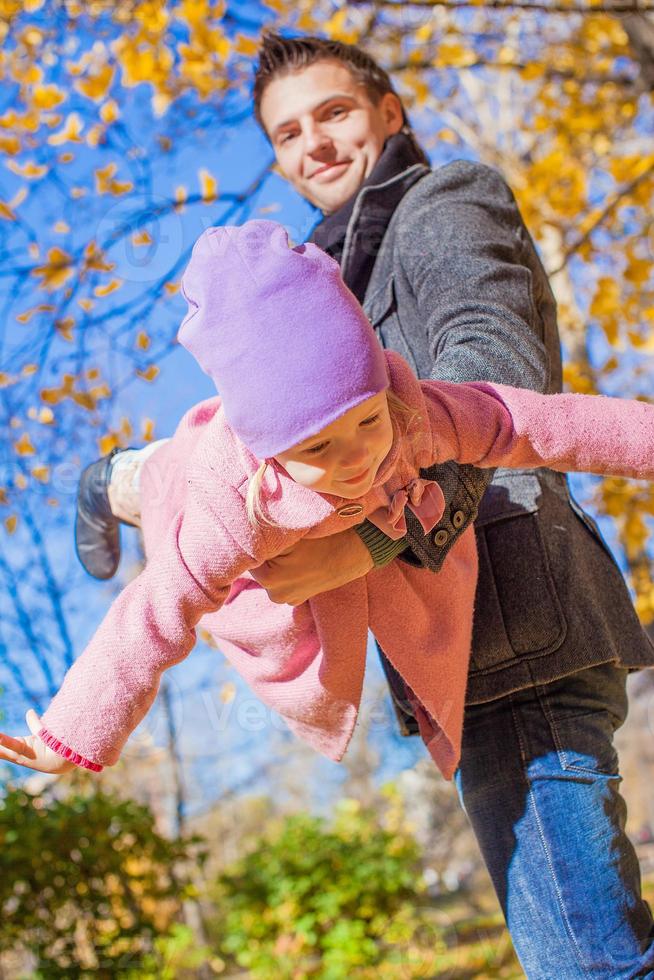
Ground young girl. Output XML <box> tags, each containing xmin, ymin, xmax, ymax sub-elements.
<box><xmin>1</xmin><ymin>220</ymin><xmax>653</xmax><ymax>781</ymax></box>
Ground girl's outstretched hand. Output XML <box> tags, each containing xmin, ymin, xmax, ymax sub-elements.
<box><xmin>0</xmin><ymin>709</ymin><xmax>75</xmax><ymax>774</ymax></box>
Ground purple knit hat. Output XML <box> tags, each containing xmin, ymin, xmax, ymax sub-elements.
<box><xmin>178</xmin><ymin>220</ymin><xmax>389</xmax><ymax>457</ymax></box>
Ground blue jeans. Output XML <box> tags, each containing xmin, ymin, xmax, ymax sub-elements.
<box><xmin>454</xmin><ymin>663</ymin><xmax>654</xmax><ymax>978</ymax></box>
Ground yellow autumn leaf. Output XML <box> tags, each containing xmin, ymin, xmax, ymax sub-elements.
<box><xmin>47</xmin><ymin>112</ymin><xmax>84</xmax><ymax>146</ymax></box>
<box><xmin>220</xmin><ymin>682</ymin><xmax>236</xmax><ymax>703</ymax></box>
<box><xmin>98</xmin><ymin>432</ymin><xmax>120</xmax><ymax>455</ymax></box>
<box><xmin>199</xmin><ymin>168</ymin><xmax>217</xmax><ymax>203</ymax></box>
<box><xmin>136</xmin><ymin>365</ymin><xmax>159</xmax><ymax>382</ymax></box>
<box><xmin>22</xmin><ymin>364</ymin><xmax>38</xmax><ymax>376</ymax></box>
<box><xmin>174</xmin><ymin>186</ymin><xmax>186</xmax><ymax>212</ymax></box>
<box><xmin>322</xmin><ymin>7</ymin><xmax>359</xmax><ymax>44</ymax></box>
<box><xmin>55</xmin><ymin>316</ymin><xmax>75</xmax><ymax>340</ymax></box>
<box><xmin>94</xmin><ymin>161</ymin><xmax>132</xmax><ymax>195</ymax></box>
<box><xmin>31</xmin><ymin>84</ymin><xmax>66</xmax><ymax>110</ymax></box>
<box><xmin>132</xmin><ymin>229</ymin><xmax>152</xmax><ymax>247</ymax></box>
<box><xmin>71</xmin><ymin>186</ymin><xmax>86</xmax><ymax>198</ymax></box>
<box><xmin>624</xmin><ymin>256</ymin><xmax>651</xmax><ymax>287</ymax></box>
<box><xmin>100</xmin><ymin>99</ymin><xmax>119</xmax><ymax>124</ymax></box>
<box><xmin>14</xmin><ymin>433</ymin><xmax>35</xmax><ymax>456</ymax></box>
<box><xmin>0</xmin><ymin>488</ymin><xmax>7</xmax><ymax>505</ymax></box>
<box><xmin>4</xmin><ymin>515</ymin><xmax>17</xmax><ymax>535</ymax></box>
<box><xmin>83</xmin><ymin>240</ymin><xmax>115</xmax><ymax>273</ymax></box>
<box><xmin>590</xmin><ymin>277</ymin><xmax>620</xmax><ymax>318</ymax></box>
<box><xmin>164</xmin><ymin>281</ymin><xmax>179</xmax><ymax>294</ymax></box>
<box><xmin>234</xmin><ymin>34</ymin><xmax>259</xmax><ymax>57</ymax></box>
<box><xmin>136</xmin><ymin>331</ymin><xmax>150</xmax><ymax>350</ymax></box>
<box><xmin>16</xmin><ymin>303</ymin><xmax>55</xmax><ymax>324</ymax></box>
<box><xmin>6</xmin><ymin>160</ymin><xmax>47</xmax><ymax>179</ymax></box>
<box><xmin>0</xmin><ymin>201</ymin><xmax>16</xmax><ymax>221</ymax></box>
<box><xmin>31</xmin><ymin>247</ymin><xmax>74</xmax><ymax>291</ymax></box>
<box><xmin>142</xmin><ymin>417</ymin><xmax>155</xmax><ymax>441</ymax></box>
<box><xmin>53</xmin><ymin>220</ymin><xmax>70</xmax><ymax>233</ymax></box>
<box><xmin>15</xmin><ymin>474</ymin><xmax>27</xmax><ymax>490</ymax></box>
<box><xmin>37</xmin><ymin>407</ymin><xmax>54</xmax><ymax>424</ymax></box>
<box><xmin>435</xmin><ymin>42</ymin><xmax>477</xmax><ymax>68</ymax></box>
<box><xmin>75</xmin><ymin>62</ymin><xmax>114</xmax><ymax>101</ymax></box>
<box><xmin>0</xmin><ymin>135</ymin><xmax>21</xmax><ymax>154</ymax></box>
<box><xmin>31</xmin><ymin>465</ymin><xmax>50</xmax><ymax>483</ymax></box>
<box><xmin>0</xmin><ymin>373</ymin><xmax>16</xmax><ymax>388</ymax></box>
<box><xmin>77</xmin><ymin>298</ymin><xmax>94</xmax><ymax>312</ymax></box>
<box><xmin>94</xmin><ymin>278</ymin><xmax>123</xmax><ymax>297</ymax></box>
<box><xmin>58</xmin><ymin>152</ymin><xmax>74</xmax><ymax>164</ymax></box>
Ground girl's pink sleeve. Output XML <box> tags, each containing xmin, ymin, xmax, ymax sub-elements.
<box><xmin>38</xmin><ymin>484</ymin><xmax>262</xmax><ymax>771</ymax></box>
<box><xmin>422</xmin><ymin>380</ymin><xmax>654</xmax><ymax>481</ymax></box>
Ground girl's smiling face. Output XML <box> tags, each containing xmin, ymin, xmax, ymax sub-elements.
<box><xmin>274</xmin><ymin>392</ymin><xmax>393</xmax><ymax>498</ymax></box>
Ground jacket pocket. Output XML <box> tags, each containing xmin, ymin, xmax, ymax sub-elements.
<box><xmin>471</xmin><ymin>472</ymin><xmax>567</xmax><ymax>673</ymax></box>
<box><xmin>364</xmin><ymin>277</ymin><xmax>419</xmax><ymax>374</ymax></box>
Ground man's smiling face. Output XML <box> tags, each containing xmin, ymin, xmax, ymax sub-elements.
<box><xmin>260</xmin><ymin>60</ymin><xmax>404</xmax><ymax>214</ymax></box>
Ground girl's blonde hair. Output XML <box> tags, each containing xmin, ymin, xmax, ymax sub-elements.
<box><xmin>245</xmin><ymin>390</ymin><xmax>420</xmax><ymax>528</ymax></box>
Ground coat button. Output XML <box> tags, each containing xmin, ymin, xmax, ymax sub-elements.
<box><xmin>452</xmin><ymin>510</ymin><xmax>466</xmax><ymax>529</ymax></box>
<box><xmin>337</xmin><ymin>503</ymin><xmax>364</xmax><ymax>518</ymax></box>
<box><xmin>433</xmin><ymin>528</ymin><xmax>449</xmax><ymax>547</ymax></box>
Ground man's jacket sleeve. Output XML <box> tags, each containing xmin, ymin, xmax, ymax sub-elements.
<box><xmin>395</xmin><ymin>162</ymin><xmax>552</xmax><ymax>570</ymax></box>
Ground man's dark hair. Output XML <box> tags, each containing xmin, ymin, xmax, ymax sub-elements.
<box><xmin>253</xmin><ymin>32</ymin><xmax>410</xmax><ymax>131</ymax></box>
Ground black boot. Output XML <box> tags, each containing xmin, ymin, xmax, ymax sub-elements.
<box><xmin>75</xmin><ymin>448</ymin><xmax>125</xmax><ymax>580</ymax></box>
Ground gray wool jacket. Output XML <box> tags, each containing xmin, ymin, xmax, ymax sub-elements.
<box><xmin>311</xmin><ymin>134</ymin><xmax>654</xmax><ymax>730</ymax></box>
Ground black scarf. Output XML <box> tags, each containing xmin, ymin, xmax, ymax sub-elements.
<box><xmin>308</xmin><ymin>130</ymin><xmax>430</xmax><ymax>300</ymax></box>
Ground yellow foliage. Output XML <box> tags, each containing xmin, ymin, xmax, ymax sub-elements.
<box><xmin>4</xmin><ymin>515</ymin><xmax>18</xmax><ymax>535</ymax></box>
<box><xmin>55</xmin><ymin>317</ymin><xmax>75</xmax><ymax>341</ymax></box>
<box><xmin>100</xmin><ymin>98</ymin><xmax>119</xmax><ymax>123</ymax></box>
<box><xmin>142</xmin><ymin>417</ymin><xmax>155</xmax><ymax>441</ymax></box>
<box><xmin>136</xmin><ymin>365</ymin><xmax>159</xmax><ymax>382</ymax></box>
<box><xmin>234</xmin><ymin>34</ymin><xmax>259</xmax><ymax>57</ymax></box>
<box><xmin>31</xmin><ymin>83</ymin><xmax>65</xmax><ymax>109</ymax></box>
<box><xmin>83</xmin><ymin>240</ymin><xmax>115</xmax><ymax>273</ymax></box>
<box><xmin>6</xmin><ymin>159</ymin><xmax>47</xmax><ymax>179</ymax></box>
<box><xmin>16</xmin><ymin>303</ymin><xmax>54</xmax><ymax>324</ymax></box>
<box><xmin>131</xmin><ymin>230</ymin><xmax>152</xmax><ymax>247</ymax></box>
<box><xmin>53</xmin><ymin>220</ymin><xmax>69</xmax><ymax>233</ymax></box>
<box><xmin>94</xmin><ymin>162</ymin><xmax>133</xmax><ymax>195</ymax></box>
<box><xmin>0</xmin><ymin>201</ymin><xmax>16</xmax><ymax>221</ymax></box>
<box><xmin>610</xmin><ymin>155</ymin><xmax>654</xmax><ymax>184</ymax></box>
<box><xmin>94</xmin><ymin>279</ymin><xmax>123</xmax><ymax>297</ymax></box>
<box><xmin>590</xmin><ymin>277</ymin><xmax>620</xmax><ymax>318</ymax></box>
<box><xmin>0</xmin><ymin>134</ymin><xmax>21</xmax><ymax>154</ymax></box>
<box><xmin>136</xmin><ymin>331</ymin><xmax>150</xmax><ymax>350</ymax></box>
<box><xmin>14</xmin><ymin>433</ymin><xmax>35</xmax><ymax>456</ymax></box>
<box><xmin>99</xmin><ymin>432</ymin><xmax>120</xmax><ymax>455</ymax></box>
<box><xmin>174</xmin><ymin>186</ymin><xmax>187</xmax><ymax>212</ymax></box>
<box><xmin>31</xmin><ymin>465</ymin><xmax>49</xmax><ymax>483</ymax></box>
<box><xmin>0</xmin><ymin>373</ymin><xmax>16</xmax><ymax>388</ymax></box>
<box><xmin>435</xmin><ymin>42</ymin><xmax>477</xmax><ymax>69</ymax></box>
<box><xmin>199</xmin><ymin>168</ymin><xmax>218</xmax><ymax>202</ymax></box>
<box><xmin>75</xmin><ymin>62</ymin><xmax>114</xmax><ymax>101</ymax></box>
<box><xmin>31</xmin><ymin>247</ymin><xmax>74</xmax><ymax>291</ymax></box>
<box><xmin>47</xmin><ymin>112</ymin><xmax>84</xmax><ymax>145</ymax></box>
<box><xmin>322</xmin><ymin>8</ymin><xmax>359</xmax><ymax>44</ymax></box>
<box><xmin>164</xmin><ymin>281</ymin><xmax>179</xmax><ymax>294</ymax></box>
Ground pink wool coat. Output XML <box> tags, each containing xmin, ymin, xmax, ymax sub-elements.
<box><xmin>39</xmin><ymin>353</ymin><xmax>654</xmax><ymax>778</ymax></box>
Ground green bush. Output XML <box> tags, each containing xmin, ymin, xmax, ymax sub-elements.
<box><xmin>208</xmin><ymin>799</ymin><xmax>438</xmax><ymax>979</ymax></box>
<box><xmin>0</xmin><ymin>782</ymin><xmax>207</xmax><ymax>977</ymax></box>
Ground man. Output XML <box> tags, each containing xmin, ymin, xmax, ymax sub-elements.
<box><xmin>77</xmin><ymin>34</ymin><xmax>654</xmax><ymax>977</ymax></box>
